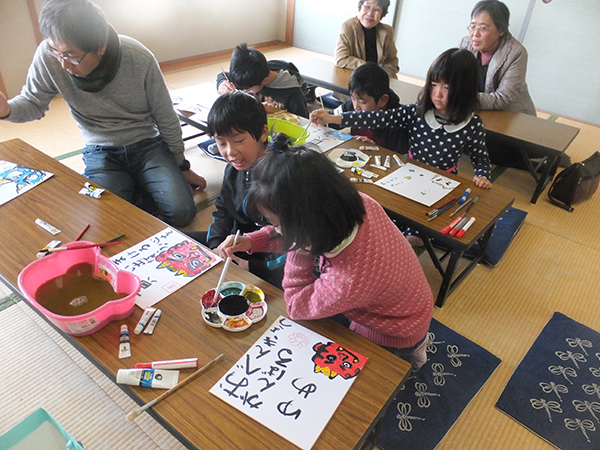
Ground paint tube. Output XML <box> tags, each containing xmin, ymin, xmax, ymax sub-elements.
<box><xmin>119</xmin><ymin>324</ymin><xmax>131</xmax><ymax>359</ymax></box>
<box><xmin>134</xmin><ymin>307</ymin><xmax>156</xmax><ymax>334</ymax></box>
<box><xmin>116</xmin><ymin>368</ymin><xmax>179</xmax><ymax>389</ymax></box>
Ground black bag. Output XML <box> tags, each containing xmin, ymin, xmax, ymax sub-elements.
<box><xmin>548</xmin><ymin>151</ymin><xmax>600</xmax><ymax>212</ymax></box>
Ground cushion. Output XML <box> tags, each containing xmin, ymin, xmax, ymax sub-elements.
<box><xmin>197</xmin><ymin>138</ymin><xmax>226</xmax><ymax>162</ymax></box>
<box><xmin>463</xmin><ymin>206</ymin><xmax>527</xmax><ymax>266</ymax></box>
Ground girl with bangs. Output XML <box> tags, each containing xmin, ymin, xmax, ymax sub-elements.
<box><xmin>312</xmin><ymin>48</ymin><xmax>492</xmax><ymax>190</ymax></box>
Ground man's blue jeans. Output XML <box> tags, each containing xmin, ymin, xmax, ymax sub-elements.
<box><xmin>82</xmin><ymin>136</ymin><xmax>196</xmax><ymax>226</ymax></box>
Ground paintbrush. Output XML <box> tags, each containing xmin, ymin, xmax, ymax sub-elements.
<box><xmin>74</xmin><ymin>224</ymin><xmax>90</xmax><ymax>241</ymax></box>
<box><xmin>318</xmin><ymin>96</ymin><xmax>329</xmax><ymax>130</ymax></box>
<box><xmin>295</xmin><ymin>120</ymin><xmax>311</xmax><ymax>144</ymax></box>
<box><xmin>46</xmin><ymin>241</ymin><xmax>123</xmax><ymax>252</ymax></box>
<box><xmin>213</xmin><ymin>230</ymin><xmax>241</xmax><ymax>303</ymax></box>
<box><xmin>126</xmin><ymin>354</ymin><xmax>224</xmax><ymax>421</ymax></box>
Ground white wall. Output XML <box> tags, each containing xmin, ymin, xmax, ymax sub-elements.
<box><xmin>293</xmin><ymin>0</ymin><xmax>397</xmax><ymax>57</ymax></box>
<box><xmin>0</xmin><ymin>0</ymin><xmax>287</xmax><ymax>97</ymax></box>
<box><xmin>0</xmin><ymin>0</ymin><xmax>40</xmax><ymax>98</ymax></box>
<box><xmin>293</xmin><ymin>0</ymin><xmax>600</xmax><ymax>125</ymax></box>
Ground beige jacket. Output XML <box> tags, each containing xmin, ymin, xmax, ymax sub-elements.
<box><xmin>335</xmin><ymin>16</ymin><xmax>399</xmax><ymax>79</ymax></box>
<box><xmin>460</xmin><ymin>34</ymin><xmax>536</xmax><ymax>116</ymax></box>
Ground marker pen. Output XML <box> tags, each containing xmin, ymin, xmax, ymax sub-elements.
<box><xmin>135</xmin><ymin>358</ymin><xmax>199</xmax><ymax>370</ymax></box>
<box><xmin>458</xmin><ymin>188</ymin><xmax>471</xmax><ymax>205</ymax></box>
<box><xmin>134</xmin><ymin>307</ymin><xmax>156</xmax><ymax>334</ymax></box>
<box><xmin>449</xmin><ymin>216</ymin><xmax>470</xmax><ymax>237</ymax></box>
<box><xmin>456</xmin><ymin>217</ymin><xmax>476</xmax><ymax>238</ymax></box>
<box><xmin>441</xmin><ymin>217</ymin><xmax>462</xmax><ymax>235</ymax></box>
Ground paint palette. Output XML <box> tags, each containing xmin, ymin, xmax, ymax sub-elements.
<box><xmin>328</xmin><ymin>148</ymin><xmax>370</xmax><ymax>168</ymax></box>
<box><xmin>201</xmin><ymin>281</ymin><xmax>268</xmax><ymax>332</ymax></box>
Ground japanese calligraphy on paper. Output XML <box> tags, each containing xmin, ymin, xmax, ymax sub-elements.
<box><xmin>110</xmin><ymin>227</ymin><xmax>221</xmax><ymax>308</ymax></box>
<box><xmin>375</xmin><ymin>163</ymin><xmax>460</xmax><ymax>206</ymax></box>
<box><xmin>210</xmin><ymin>316</ymin><xmax>368</xmax><ymax>449</ymax></box>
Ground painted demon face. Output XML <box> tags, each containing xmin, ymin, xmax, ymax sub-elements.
<box><xmin>156</xmin><ymin>241</ymin><xmax>214</xmax><ymax>277</ymax></box>
<box><xmin>311</xmin><ymin>341</ymin><xmax>368</xmax><ymax>380</ymax></box>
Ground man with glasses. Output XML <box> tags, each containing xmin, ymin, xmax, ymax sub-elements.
<box><xmin>334</xmin><ymin>0</ymin><xmax>399</xmax><ymax>79</ymax></box>
<box><xmin>0</xmin><ymin>0</ymin><xmax>206</xmax><ymax>227</ymax></box>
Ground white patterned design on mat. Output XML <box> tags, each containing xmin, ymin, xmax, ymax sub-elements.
<box><xmin>0</xmin><ymin>302</ymin><xmax>186</xmax><ymax>450</ymax></box>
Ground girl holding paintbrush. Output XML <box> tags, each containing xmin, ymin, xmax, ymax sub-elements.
<box><xmin>217</xmin><ymin>138</ymin><xmax>433</xmax><ymax>369</ymax></box>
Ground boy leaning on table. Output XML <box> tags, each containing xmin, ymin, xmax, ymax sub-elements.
<box><xmin>216</xmin><ymin>43</ymin><xmax>310</xmax><ymax>118</ymax></box>
<box><xmin>185</xmin><ymin>91</ymin><xmax>286</xmax><ymax>288</ymax></box>
<box><xmin>0</xmin><ymin>0</ymin><xmax>206</xmax><ymax>227</ymax></box>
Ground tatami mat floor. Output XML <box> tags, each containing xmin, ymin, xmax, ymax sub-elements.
<box><xmin>1</xmin><ymin>46</ymin><xmax>599</xmax><ymax>450</ymax></box>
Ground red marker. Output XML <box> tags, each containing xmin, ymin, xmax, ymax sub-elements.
<box><xmin>441</xmin><ymin>217</ymin><xmax>462</xmax><ymax>235</ymax></box>
<box><xmin>456</xmin><ymin>217</ymin><xmax>476</xmax><ymax>238</ymax></box>
<box><xmin>449</xmin><ymin>216</ymin><xmax>469</xmax><ymax>237</ymax></box>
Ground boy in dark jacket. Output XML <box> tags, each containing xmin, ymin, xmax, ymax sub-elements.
<box><xmin>333</xmin><ymin>62</ymin><xmax>408</xmax><ymax>153</ymax></box>
<box><xmin>186</xmin><ymin>91</ymin><xmax>285</xmax><ymax>287</ymax></box>
<box><xmin>216</xmin><ymin>43</ymin><xmax>310</xmax><ymax>118</ymax></box>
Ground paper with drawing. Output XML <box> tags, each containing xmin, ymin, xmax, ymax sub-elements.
<box><xmin>210</xmin><ymin>316</ymin><xmax>368</xmax><ymax>449</ymax></box>
<box><xmin>0</xmin><ymin>160</ymin><xmax>53</xmax><ymax>207</ymax></box>
<box><xmin>110</xmin><ymin>227</ymin><xmax>221</xmax><ymax>308</ymax></box>
<box><xmin>375</xmin><ymin>163</ymin><xmax>460</xmax><ymax>206</ymax></box>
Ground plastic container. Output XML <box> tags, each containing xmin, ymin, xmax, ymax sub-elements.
<box><xmin>0</xmin><ymin>408</ymin><xmax>84</xmax><ymax>450</ymax></box>
<box><xmin>267</xmin><ymin>117</ymin><xmax>309</xmax><ymax>144</ymax></box>
<box><xmin>17</xmin><ymin>241</ymin><xmax>141</xmax><ymax>336</ymax></box>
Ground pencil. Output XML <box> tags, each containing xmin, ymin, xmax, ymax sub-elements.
<box><xmin>74</xmin><ymin>224</ymin><xmax>90</xmax><ymax>241</ymax></box>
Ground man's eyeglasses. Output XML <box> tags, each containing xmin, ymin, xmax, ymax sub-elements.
<box><xmin>46</xmin><ymin>48</ymin><xmax>88</xmax><ymax>65</ymax></box>
<box><xmin>467</xmin><ymin>24</ymin><xmax>492</xmax><ymax>34</ymax></box>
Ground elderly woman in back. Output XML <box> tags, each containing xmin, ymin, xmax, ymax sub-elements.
<box><xmin>459</xmin><ymin>0</ymin><xmax>536</xmax><ymax>115</ymax></box>
<box><xmin>335</xmin><ymin>0</ymin><xmax>399</xmax><ymax>79</ymax></box>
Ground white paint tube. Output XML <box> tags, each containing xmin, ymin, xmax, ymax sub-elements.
<box><xmin>116</xmin><ymin>368</ymin><xmax>179</xmax><ymax>389</ymax></box>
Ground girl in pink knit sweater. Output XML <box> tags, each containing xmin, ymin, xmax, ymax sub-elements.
<box><xmin>217</xmin><ymin>140</ymin><xmax>433</xmax><ymax>368</ymax></box>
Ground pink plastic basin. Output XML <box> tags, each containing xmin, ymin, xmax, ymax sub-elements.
<box><xmin>17</xmin><ymin>241</ymin><xmax>141</xmax><ymax>336</ymax></box>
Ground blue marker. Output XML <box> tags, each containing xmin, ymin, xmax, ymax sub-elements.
<box><xmin>458</xmin><ymin>188</ymin><xmax>471</xmax><ymax>205</ymax></box>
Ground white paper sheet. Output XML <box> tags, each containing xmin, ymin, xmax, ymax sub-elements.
<box><xmin>210</xmin><ymin>316</ymin><xmax>368</xmax><ymax>449</ymax></box>
<box><xmin>0</xmin><ymin>160</ymin><xmax>53</xmax><ymax>207</ymax></box>
<box><xmin>110</xmin><ymin>227</ymin><xmax>221</xmax><ymax>308</ymax></box>
<box><xmin>374</xmin><ymin>163</ymin><xmax>460</xmax><ymax>206</ymax></box>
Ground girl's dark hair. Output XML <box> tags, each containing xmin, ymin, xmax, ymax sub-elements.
<box><xmin>471</xmin><ymin>0</ymin><xmax>510</xmax><ymax>34</ymax></box>
<box><xmin>247</xmin><ymin>136</ymin><xmax>366</xmax><ymax>255</ymax></box>
<box><xmin>207</xmin><ymin>90</ymin><xmax>267</xmax><ymax>141</ymax></box>
<box><xmin>416</xmin><ymin>48</ymin><xmax>479</xmax><ymax>124</ymax></box>
<box><xmin>358</xmin><ymin>0</ymin><xmax>390</xmax><ymax>18</ymax></box>
<box><xmin>39</xmin><ymin>0</ymin><xmax>109</xmax><ymax>54</ymax></box>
